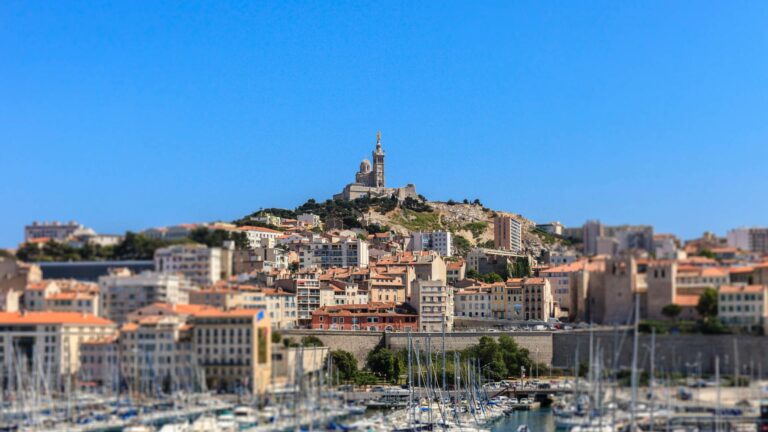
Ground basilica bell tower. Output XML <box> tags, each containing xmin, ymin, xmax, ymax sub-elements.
<box><xmin>372</xmin><ymin>131</ymin><xmax>385</xmax><ymax>188</ymax></box>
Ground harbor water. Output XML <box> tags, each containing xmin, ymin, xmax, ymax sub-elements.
<box><xmin>491</xmin><ymin>408</ymin><xmax>555</xmax><ymax>431</ymax></box>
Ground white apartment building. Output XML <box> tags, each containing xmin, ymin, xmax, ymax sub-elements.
<box><xmin>24</xmin><ymin>221</ymin><xmax>93</xmax><ymax>242</ymax></box>
<box><xmin>292</xmin><ymin>275</ymin><xmax>322</xmax><ymax>326</ymax></box>
<box><xmin>237</xmin><ymin>226</ymin><xmax>282</xmax><ymax>249</ymax></box>
<box><xmin>299</xmin><ymin>237</ymin><xmax>369</xmax><ymax>269</ymax></box>
<box><xmin>298</xmin><ymin>213</ymin><xmax>321</xmax><ymax>227</ymax></box>
<box><xmin>718</xmin><ymin>285</ymin><xmax>767</xmax><ymax>331</ymax></box>
<box><xmin>411</xmin><ymin>231</ymin><xmax>453</xmax><ymax>257</ymax></box>
<box><xmin>155</xmin><ymin>244</ymin><xmax>222</xmax><ymax>286</ymax></box>
<box><xmin>99</xmin><ymin>270</ymin><xmax>188</xmax><ymax>324</ymax></box>
<box><xmin>0</xmin><ymin>312</ymin><xmax>116</xmax><ymax>387</ymax></box>
<box><xmin>410</xmin><ymin>279</ymin><xmax>453</xmax><ymax>332</ymax></box>
<box><xmin>454</xmin><ymin>287</ymin><xmax>492</xmax><ymax>319</ymax></box>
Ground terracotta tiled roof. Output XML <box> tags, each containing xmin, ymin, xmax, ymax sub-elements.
<box><xmin>674</xmin><ymin>294</ymin><xmax>700</xmax><ymax>307</ymax></box>
<box><xmin>0</xmin><ymin>312</ymin><xmax>114</xmax><ymax>326</ymax></box>
<box><xmin>46</xmin><ymin>292</ymin><xmax>94</xmax><ymax>301</ymax></box>
<box><xmin>719</xmin><ymin>285</ymin><xmax>766</xmax><ymax>294</ymax></box>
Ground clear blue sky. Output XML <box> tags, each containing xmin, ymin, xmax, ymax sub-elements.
<box><xmin>2</xmin><ymin>1</ymin><xmax>768</xmax><ymax>247</ymax></box>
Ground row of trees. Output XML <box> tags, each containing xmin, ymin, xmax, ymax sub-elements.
<box><xmin>358</xmin><ymin>335</ymin><xmax>536</xmax><ymax>385</ymax></box>
<box><xmin>15</xmin><ymin>228</ymin><xmax>249</xmax><ymax>262</ymax></box>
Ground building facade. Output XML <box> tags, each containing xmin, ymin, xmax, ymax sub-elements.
<box><xmin>154</xmin><ymin>244</ymin><xmax>223</xmax><ymax>286</ymax></box>
<box><xmin>410</xmin><ymin>279</ymin><xmax>453</xmax><ymax>332</ymax></box>
<box><xmin>99</xmin><ymin>270</ymin><xmax>188</xmax><ymax>323</ymax></box>
<box><xmin>411</xmin><ymin>231</ymin><xmax>453</xmax><ymax>257</ymax></box>
<box><xmin>494</xmin><ymin>215</ymin><xmax>522</xmax><ymax>253</ymax></box>
<box><xmin>311</xmin><ymin>302</ymin><xmax>418</xmax><ymax>331</ymax></box>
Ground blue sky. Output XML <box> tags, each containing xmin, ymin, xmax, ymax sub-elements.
<box><xmin>2</xmin><ymin>1</ymin><xmax>768</xmax><ymax>247</ymax></box>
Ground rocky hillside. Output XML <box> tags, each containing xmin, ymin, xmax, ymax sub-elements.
<box><xmin>241</xmin><ymin>196</ymin><xmax>567</xmax><ymax>257</ymax></box>
<box><xmin>363</xmin><ymin>201</ymin><xmax>557</xmax><ymax>257</ymax></box>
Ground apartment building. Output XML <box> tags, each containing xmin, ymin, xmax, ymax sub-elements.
<box><xmin>410</xmin><ymin>231</ymin><xmax>453</xmax><ymax>257</ymax></box>
<box><xmin>297</xmin><ymin>213</ymin><xmax>321</xmax><ymax>227</ymax></box>
<box><xmin>0</xmin><ymin>312</ymin><xmax>116</xmax><ymax>389</ymax></box>
<box><xmin>154</xmin><ymin>244</ymin><xmax>223</xmax><ymax>286</ymax></box>
<box><xmin>275</xmin><ymin>274</ymin><xmax>322</xmax><ymax>327</ymax></box>
<box><xmin>446</xmin><ymin>260</ymin><xmax>466</xmax><ymax>283</ymax></box>
<box><xmin>540</xmin><ymin>261</ymin><xmax>584</xmax><ymax>314</ymax></box>
<box><xmin>311</xmin><ymin>302</ymin><xmax>418</xmax><ymax>331</ymax></box>
<box><xmin>99</xmin><ymin>270</ymin><xmax>188</xmax><ymax>323</ymax></box>
<box><xmin>24</xmin><ymin>221</ymin><xmax>92</xmax><ymax>242</ymax></box>
<box><xmin>494</xmin><ymin>215</ymin><xmax>522</xmax><ymax>253</ymax></box>
<box><xmin>237</xmin><ymin>226</ymin><xmax>282</xmax><ymax>248</ymax></box>
<box><xmin>23</xmin><ymin>280</ymin><xmax>61</xmax><ymax>311</ymax></box>
<box><xmin>676</xmin><ymin>266</ymin><xmax>728</xmax><ymax>296</ymax></box>
<box><xmin>454</xmin><ymin>287</ymin><xmax>492</xmax><ymax>319</ymax></box>
<box><xmin>727</xmin><ymin>227</ymin><xmax>768</xmax><ymax>254</ymax></box>
<box><xmin>189</xmin><ymin>286</ymin><xmax>245</xmax><ymax>310</ymax></box>
<box><xmin>410</xmin><ymin>279</ymin><xmax>453</xmax><ymax>332</ymax></box>
<box><xmin>491</xmin><ymin>282</ymin><xmax>520</xmax><ymax>320</ymax></box>
<box><xmin>262</xmin><ymin>288</ymin><xmax>298</xmax><ymax>329</ymax></box>
<box><xmin>190</xmin><ymin>309</ymin><xmax>272</xmax><ymax>394</ymax></box>
<box><xmin>299</xmin><ymin>237</ymin><xmax>369</xmax><ymax>269</ymax></box>
<box><xmin>718</xmin><ymin>285</ymin><xmax>767</xmax><ymax>332</ymax></box>
<box><xmin>232</xmin><ymin>245</ymin><xmax>289</xmax><ymax>274</ymax></box>
<box><xmin>368</xmin><ymin>272</ymin><xmax>406</xmax><ymax>303</ymax></box>
<box><xmin>507</xmin><ymin>278</ymin><xmax>554</xmax><ymax>321</ymax></box>
<box><xmin>376</xmin><ymin>251</ymin><xmax>446</xmax><ymax>300</ymax></box>
<box><xmin>45</xmin><ymin>292</ymin><xmax>99</xmax><ymax>316</ymax></box>
<box><xmin>116</xmin><ymin>316</ymin><xmax>195</xmax><ymax>393</ymax></box>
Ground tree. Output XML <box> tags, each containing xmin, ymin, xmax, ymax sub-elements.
<box><xmin>463</xmin><ymin>336</ymin><xmax>507</xmax><ymax>380</ymax></box>
<box><xmin>509</xmin><ymin>257</ymin><xmax>531</xmax><ymax>278</ymax></box>
<box><xmin>331</xmin><ymin>350</ymin><xmax>358</xmax><ymax>381</ymax></box>
<box><xmin>283</xmin><ymin>337</ymin><xmax>299</xmax><ymax>348</ymax></box>
<box><xmin>498</xmin><ymin>334</ymin><xmax>533</xmax><ymax>376</ymax></box>
<box><xmin>271</xmin><ymin>331</ymin><xmax>282</xmax><ymax>344</ymax></box>
<box><xmin>482</xmin><ymin>273</ymin><xmax>504</xmax><ymax>283</ymax></box>
<box><xmin>699</xmin><ymin>249</ymin><xmax>716</xmax><ymax>259</ymax></box>
<box><xmin>301</xmin><ymin>335</ymin><xmax>324</xmax><ymax>347</ymax></box>
<box><xmin>366</xmin><ymin>347</ymin><xmax>402</xmax><ymax>383</ymax></box>
<box><xmin>661</xmin><ymin>304</ymin><xmax>682</xmax><ymax>321</ymax></box>
<box><xmin>696</xmin><ymin>287</ymin><xmax>719</xmax><ymax>319</ymax></box>
<box><xmin>453</xmin><ymin>235</ymin><xmax>471</xmax><ymax>256</ymax></box>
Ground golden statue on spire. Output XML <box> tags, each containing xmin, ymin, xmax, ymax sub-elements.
<box><xmin>376</xmin><ymin>130</ymin><xmax>381</xmax><ymax>144</ymax></box>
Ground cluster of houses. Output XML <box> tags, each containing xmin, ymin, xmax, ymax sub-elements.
<box><xmin>3</xmin><ymin>136</ymin><xmax>768</xmax><ymax>395</ymax></box>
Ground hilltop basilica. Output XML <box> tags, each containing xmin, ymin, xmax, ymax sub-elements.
<box><xmin>333</xmin><ymin>132</ymin><xmax>418</xmax><ymax>201</ymax></box>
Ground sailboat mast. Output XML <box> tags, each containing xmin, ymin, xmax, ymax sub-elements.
<box><xmin>629</xmin><ymin>292</ymin><xmax>640</xmax><ymax>432</ymax></box>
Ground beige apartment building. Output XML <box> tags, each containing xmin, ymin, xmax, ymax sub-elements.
<box><xmin>494</xmin><ymin>215</ymin><xmax>522</xmax><ymax>253</ymax></box>
<box><xmin>410</xmin><ymin>279</ymin><xmax>453</xmax><ymax>332</ymax></box>
<box><xmin>190</xmin><ymin>309</ymin><xmax>272</xmax><ymax>394</ymax></box>
<box><xmin>0</xmin><ymin>311</ymin><xmax>116</xmax><ymax>388</ymax></box>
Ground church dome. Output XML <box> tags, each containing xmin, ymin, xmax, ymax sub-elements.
<box><xmin>359</xmin><ymin>159</ymin><xmax>372</xmax><ymax>173</ymax></box>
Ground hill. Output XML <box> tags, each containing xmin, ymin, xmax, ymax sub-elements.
<box><xmin>238</xmin><ymin>195</ymin><xmax>568</xmax><ymax>257</ymax></box>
